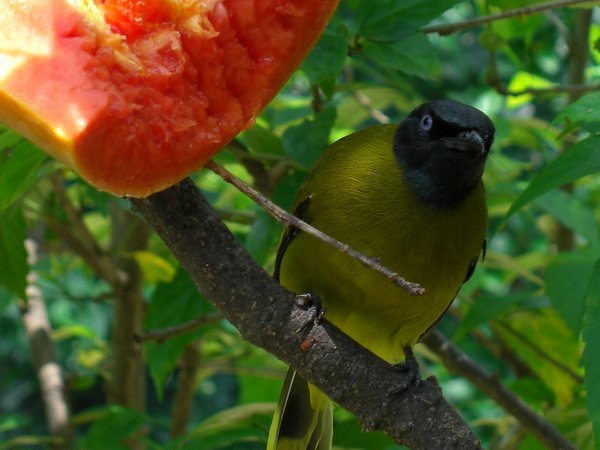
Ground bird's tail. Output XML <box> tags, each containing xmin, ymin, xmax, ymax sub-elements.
<box><xmin>267</xmin><ymin>368</ymin><xmax>333</xmax><ymax>450</ymax></box>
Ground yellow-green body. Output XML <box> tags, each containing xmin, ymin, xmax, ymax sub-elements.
<box><xmin>280</xmin><ymin>124</ymin><xmax>486</xmax><ymax>362</ymax></box>
<box><xmin>268</xmin><ymin>124</ymin><xmax>487</xmax><ymax>450</ymax></box>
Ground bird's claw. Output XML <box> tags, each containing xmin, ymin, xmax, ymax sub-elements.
<box><xmin>389</xmin><ymin>346</ymin><xmax>420</xmax><ymax>395</ymax></box>
<box><xmin>294</xmin><ymin>293</ymin><xmax>325</xmax><ymax>332</ymax></box>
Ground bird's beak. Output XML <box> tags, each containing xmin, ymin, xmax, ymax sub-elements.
<box><xmin>442</xmin><ymin>130</ymin><xmax>485</xmax><ymax>155</ymax></box>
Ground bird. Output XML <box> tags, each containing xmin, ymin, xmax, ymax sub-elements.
<box><xmin>266</xmin><ymin>99</ymin><xmax>495</xmax><ymax>450</ymax></box>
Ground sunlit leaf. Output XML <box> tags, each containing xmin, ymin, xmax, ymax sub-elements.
<box><xmin>506</xmin><ymin>71</ymin><xmax>554</xmax><ymax>108</ymax></box>
<box><xmin>498</xmin><ymin>309</ymin><xmax>580</xmax><ymax>405</ymax></box>
<box><xmin>131</xmin><ymin>250</ymin><xmax>176</xmax><ymax>284</ymax></box>
<box><xmin>53</xmin><ymin>324</ymin><xmax>98</xmax><ymax>341</ymax></box>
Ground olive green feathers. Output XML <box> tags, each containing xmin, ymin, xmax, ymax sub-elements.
<box><xmin>268</xmin><ymin>100</ymin><xmax>494</xmax><ymax>450</ymax></box>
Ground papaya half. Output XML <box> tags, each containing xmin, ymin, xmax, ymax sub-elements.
<box><xmin>0</xmin><ymin>0</ymin><xmax>338</xmax><ymax>196</ymax></box>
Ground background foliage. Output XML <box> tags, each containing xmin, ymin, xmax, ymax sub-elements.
<box><xmin>1</xmin><ymin>0</ymin><xmax>599</xmax><ymax>449</ymax></box>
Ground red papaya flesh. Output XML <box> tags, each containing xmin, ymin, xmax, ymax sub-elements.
<box><xmin>0</xmin><ymin>0</ymin><xmax>338</xmax><ymax>196</ymax></box>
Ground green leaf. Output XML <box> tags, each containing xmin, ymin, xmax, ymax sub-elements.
<box><xmin>53</xmin><ymin>324</ymin><xmax>98</xmax><ymax>341</ymax></box>
<box><xmin>302</xmin><ymin>30</ymin><xmax>348</xmax><ymax>98</ymax></box>
<box><xmin>583</xmin><ymin>259</ymin><xmax>600</xmax><ymax>450</ymax></box>
<box><xmin>546</xmin><ymin>252</ymin><xmax>597</xmax><ymax>336</ymax></box>
<box><xmin>356</xmin><ymin>0</ymin><xmax>459</xmax><ymax>42</ymax></box>
<box><xmin>502</xmin><ymin>136</ymin><xmax>600</xmax><ymax>226</ymax></box>
<box><xmin>0</xmin><ymin>205</ymin><xmax>27</xmax><ymax>298</ymax></box>
<box><xmin>77</xmin><ymin>406</ymin><xmax>146</xmax><ymax>450</ymax></box>
<box><xmin>333</xmin><ymin>416</ymin><xmax>396</xmax><ymax>449</ymax></box>
<box><xmin>454</xmin><ymin>292</ymin><xmax>530</xmax><ymax>341</ymax></box>
<box><xmin>238</xmin><ymin>124</ymin><xmax>285</xmax><ymax>156</ymax></box>
<box><xmin>555</xmin><ymin>91</ymin><xmax>600</xmax><ymax>133</ymax></box>
<box><xmin>168</xmin><ymin>403</ymin><xmax>273</xmax><ymax>449</ymax></box>
<box><xmin>506</xmin><ymin>71</ymin><xmax>554</xmax><ymax>109</ymax></box>
<box><xmin>144</xmin><ymin>268</ymin><xmax>216</xmax><ymax>399</ymax></box>
<box><xmin>283</xmin><ymin>107</ymin><xmax>336</xmax><ymax>169</ymax></box>
<box><xmin>498</xmin><ymin>309</ymin><xmax>580</xmax><ymax>405</ymax></box>
<box><xmin>0</xmin><ymin>129</ymin><xmax>47</xmax><ymax>212</ymax></box>
<box><xmin>534</xmin><ymin>190</ymin><xmax>600</xmax><ymax>249</ymax></box>
<box><xmin>244</xmin><ymin>210</ymin><xmax>280</xmax><ymax>266</ymax></box>
<box><xmin>362</xmin><ymin>34</ymin><xmax>440</xmax><ymax>80</ymax></box>
<box><xmin>131</xmin><ymin>250</ymin><xmax>176</xmax><ymax>284</ymax></box>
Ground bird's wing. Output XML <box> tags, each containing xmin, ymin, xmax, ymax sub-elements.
<box><xmin>273</xmin><ymin>194</ymin><xmax>312</xmax><ymax>281</ymax></box>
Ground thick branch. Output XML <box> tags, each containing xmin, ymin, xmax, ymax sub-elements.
<box><xmin>423</xmin><ymin>331</ymin><xmax>576</xmax><ymax>450</ymax></box>
<box><xmin>130</xmin><ymin>178</ymin><xmax>480</xmax><ymax>449</ymax></box>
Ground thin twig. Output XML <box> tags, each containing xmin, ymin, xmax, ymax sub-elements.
<box><xmin>137</xmin><ymin>312</ymin><xmax>223</xmax><ymax>343</ymax></box>
<box><xmin>422</xmin><ymin>0</ymin><xmax>597</xmax><ymax>36</ymax></box>
<box><xmin>205</xmin><ymin>160</ymin><xmax>425</xmax><ymax>296</ymax></box>
<box><xmin>352</xmin><ymin>91</ymin><xmax>391</xmax><ymax>124</ymax></box>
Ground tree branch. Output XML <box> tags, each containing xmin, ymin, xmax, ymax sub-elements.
<box><xmin>129</xmin><ymin>178</ymin><xmax>481</xmax><ymax>449</ymax></box>
<box><xmin>108</xmin><ymin>205</ymin><xmax>148</xmax><ymax>419</ymax></box>
<box><xmin>421</xmin><ymin>0</ymin><xmax>595</xmax><ymax>36</ymax></box>
<box><xmin>137</xmin><ymin>312</ymin><xmax>222</xmax><ymax>343</ymax></box>
<box><xmin>48</xmin><ymin>174</ymin><xmax>125</xmax><ymax>290</ymax></box>
<box><xmin>171</xmin><ymin>342</ymin><xmax>201</xmax><ymax>438</ymax></box>
<box><xmin>20</xmin><ymin>238</ymin><xmax>72</xmax><ymax>448</ymax></box>
<box><xmin>422</xmin><ymin>330</ymin><xmax>576</xmax><ymax>450</ymax></box>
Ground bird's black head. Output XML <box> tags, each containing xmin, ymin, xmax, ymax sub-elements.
<box><xmin>394</xmin><ymin>99</ymin><xmax>495</xmax><ymax>209</ymax></box>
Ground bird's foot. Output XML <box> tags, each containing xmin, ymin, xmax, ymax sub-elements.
<box><xmin>294</xmin><ymin>293</ymin><xmax>325</xmax><ymax>332</ymax></box>
<box><xmin>389</xmin><ymin>346</ymin><xmax>420</xmax><ymax>395</ymax></box>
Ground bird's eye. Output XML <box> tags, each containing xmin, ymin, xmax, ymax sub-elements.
<box><xmin>420</xmin><ymin>114</ymin><xmax>433</xmax><ymax>131</ymax></box>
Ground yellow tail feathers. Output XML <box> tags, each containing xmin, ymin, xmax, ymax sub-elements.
<box><xmin>267</xmin><ymin>369</ymin><xmax>333</xmax><ymax>450</ymax></box>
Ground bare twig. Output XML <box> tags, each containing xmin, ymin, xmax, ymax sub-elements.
<box><xmin>421</xmin><ymin>0</ymin><xmax>597</xmax><ymax>36</ymax></box>
<box><xmin>352</xmin><ymin>91</ymin><xmax>391</xmax><ymax>124</ymax></box>
<box><xmin>20</xmin><ymin>238</ymin><xmax>72</xmax><ymax>448</ymax></box>
<box><xmin>137</xmin><ymin>312</ymin><xmax>222</xmax><ymax>343</ymax></box>
<box><xmin>423</xmin><ymin>330</ymin><xmax>577</xmax><ymax>450</ymax></box>
<box><xmin>205</xmin><ymin>160</ymin><xmax>425</xmax><ymax>296</ymax></box>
